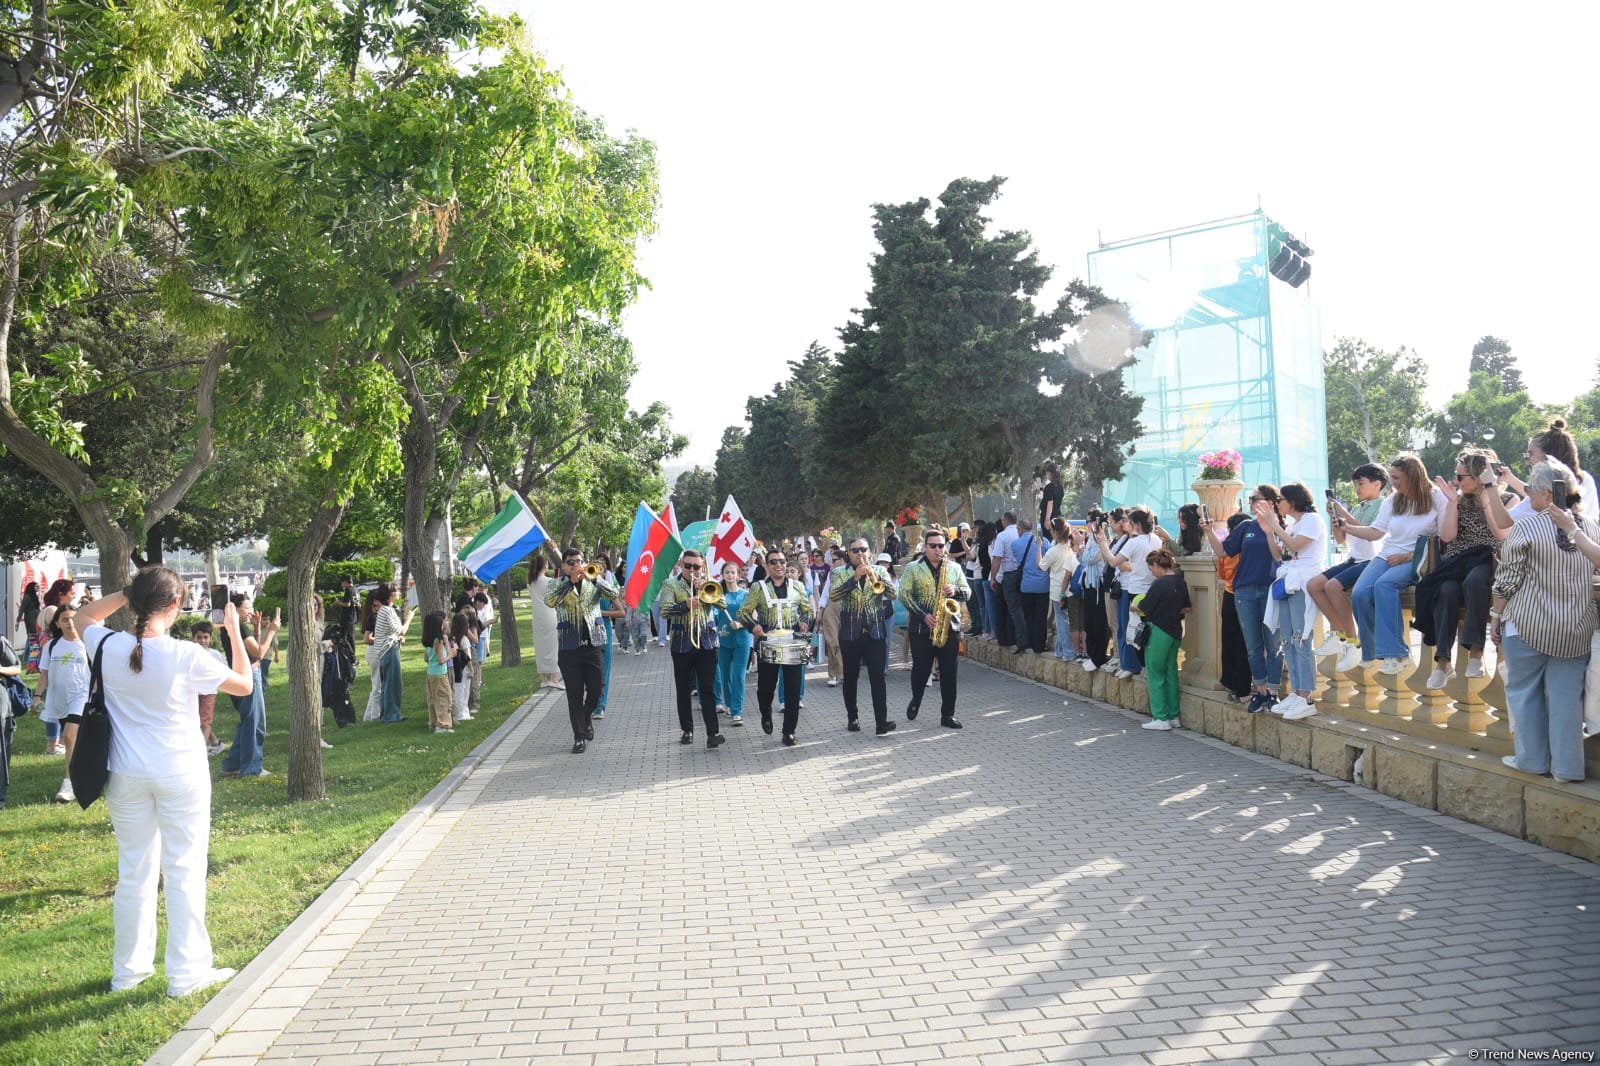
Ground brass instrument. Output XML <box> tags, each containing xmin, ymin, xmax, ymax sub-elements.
<box><xmin>931</xmin><ymin>596</ymin><xmax>961</xmax><ymax>649</ymax></box>
<box><xmin>865</xmin><ymin>568</ymin><xmax>886</xmax><ymax>596</ymax></box>
<box><xmin>699</xmin><ymin>580</ymin><xmax>725</xmax><ymax>607</ymax></box>
<box><xmin>583</xmin><ymin>562</ymin><xmax>604</xmax><ymax>581</ymax></box>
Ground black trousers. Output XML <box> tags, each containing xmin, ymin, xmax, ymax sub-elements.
<box><xmin>1430</xmin><ymin>561</ymin><xmax>1494</xmax><ymax>660</ymax></box>
<box><xmin>841</xmin><ymin>633</ymin><xmax>888</xmax><ymax>725</ymax></box>
<box><xmin>1082</xmin><ymin>585</ymin><xmax>1111</xmax><ymax>667</ymax></box>
<box><xmin>557</xmin><ymin>646</ymin><xmax>604</xmax><ymax>739</ymax></box>
<box><xmin>756</xmin><ymin>656</ymin><xmax>802</xmax><ymax>736</ymax></box>
<box><xmin>1002</xmin><ymin>570</ymin><xmax>1027</xmax><ymax>651</ymax></box>
<box><xmin>1021</xmin><ymin>591</ymin><xmax>1049</xmax><ymax>653</ymax></box>
<box><xmin>672</xmin><ymin>648</ymin><xmax>720</xmax><ymax>735</ymax></box>
<box><xmin>908</xmin><ymin>630</ymin><xmax>960</xmax><ymax>719</ymax></box>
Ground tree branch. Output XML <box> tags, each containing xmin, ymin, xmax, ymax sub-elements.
<box><xmin>307</xmin><ymin>236</ymin><xmax>457</xmax><ymax>323</ymax></box>
<box><xmin>142</xmin><ymin>339</ymin><xmax>228</xmax><ymax>532</ymax></box>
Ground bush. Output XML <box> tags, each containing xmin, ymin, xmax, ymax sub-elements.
<box><xmin>260</xmin><ymin>571</ymin><xmax>288</xmax><ymax>600</ymax></box>
<box><xmin>257</xmin><ymin>558</ymin><xmax>394</xmax><ymax>603</ymax></box>
<box><xmin>169</xmin><ymin>614</ymin><xmax>212</xmax><ymax>641</ymax></box>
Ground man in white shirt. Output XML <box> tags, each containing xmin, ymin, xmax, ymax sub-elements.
<box><xmin>988</xmin><ymin>512</ymin><xmax>1019</xmax><ymax>647</ymax></box>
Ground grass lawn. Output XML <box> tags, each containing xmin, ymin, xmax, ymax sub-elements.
<box><xmin>0</xmin><ymin>598</ymin><xmax>537</xmax><ymax>1066</ymax></box>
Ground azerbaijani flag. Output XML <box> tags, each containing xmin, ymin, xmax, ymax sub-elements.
<box><xmin>457</xmin><ymin>492</ymin><xmax>548</xmax><ymax>583</ymax></box>
<box><xmin>622</xmin><ymin>502</ymin><xmax>654</xmax><ymax>586</ymax></box>
<box><xmin>623</xmin><ymin>509</ymin><xmax>683</xmax><ymax>611</ymax></box>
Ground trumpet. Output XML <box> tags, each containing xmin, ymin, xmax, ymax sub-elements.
<box><xmin>699</xmin><ymin>580</ymin><xmax>725</xmax><ymax>607</ymax></box>
<box><xmin>931</xmin><ymin>596</ymin><xmax>962</xmax><ymax>649</ymax></box>
<box><xmin>583</xmin><ymin>561</ymin><xmax>604</xmax><ymax>581</ymax></box>
<box><xmin>865</xmin><ymin>569</ymin><xmax>886</xmax><ymax>596</ymax></box>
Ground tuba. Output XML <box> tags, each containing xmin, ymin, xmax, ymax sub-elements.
<box><xmin>931</xmin><ymin>596</ymin><xmax>962</xmax><ymax>649</ymax></box>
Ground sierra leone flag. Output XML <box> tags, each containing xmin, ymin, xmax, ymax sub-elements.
<box><xmin>457</xmin><ymin>493</ymin><xmax>548</xmax><ymax>583</ymax></box>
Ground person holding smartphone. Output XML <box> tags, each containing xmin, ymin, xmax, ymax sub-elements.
<box><xmin>1313</xmin><ymin>465</ymin><xmax>1390</xmax><ymax>671</ymax></box>
<box><xmin>1492</xmin><ymin>457</ymin><xmax>1597</xmax><ymax>783</ymax></box>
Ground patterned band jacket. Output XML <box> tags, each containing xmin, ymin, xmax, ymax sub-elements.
<box><xmin>658</xmin><ymin>575</ymin><xmax>721</xmax><ymax>653</ymax></box>
<box><xmin>897</xmin><ymin>557</ymin><xmax>970</xmax><ymax>638</ymax></box>
<box><xmin>736</xmin><ymin>578</ymin><xmax>815</xmax><ymax>640</ymax></box>
<box><xmin>543</xmin><ymin>575</ymin><xmax>620</xmax><ymax>651</ymax></box>
<box><xmin>828</xmin><ymin>564</ymin><xmax>898</xmax><ymax>642</ymax></box>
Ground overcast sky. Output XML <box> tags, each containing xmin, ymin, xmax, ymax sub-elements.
<box><xmin>501</xmin><ymin>1</ymin><xmax>1598</xmax><ymax>467</ymax></box>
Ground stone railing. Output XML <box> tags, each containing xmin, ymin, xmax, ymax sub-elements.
<box><xmin>965</xmin><ymin>553</ymin><xmax>1600</xmax><ymax>863</ymax></box>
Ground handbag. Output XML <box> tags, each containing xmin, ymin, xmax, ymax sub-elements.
<box><xmin>2</xmin><ymin>674</ymin><xmax>32</xmax><ymax>717</ymax></box>
<box><xmin>67</xmin><ymin>641</ymin><xmax>111</xmax><ymax>809</ymax></box>
<box><xmin>1068</xmin><ymin>564</ymin><xmax>1085</xmax><ymax>599</ymax></box>
<box><xmin>1129</xmin><ymin>617</ymin><xmax>1152</xmax><ymax>654</ymax></box>
<box><xmin>1413</xmin><ymin>535</ymin><xmax>1442</xmax><ymax>579</ymax></box>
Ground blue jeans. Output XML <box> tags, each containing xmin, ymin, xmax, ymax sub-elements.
<box><xmin>1351</xmin><ymin>555</ymin><xmax>1415</xmax><ymax>661</ymax></box>
<box><xmin>1116</xmin><ymin>594</ymin><xmax>1142</xmax><ymax>672</ymax></box>
<box><xmin>1053</xmin><ymin>601</ymin><xmax>1076</xmax><ymax>659</ymax></box>
<box><xmin>1503</xmin><ymin>634</ymin><xmax>1588</xmax><ymax>781</ymax></box>
<box><xmin>377</xmin><ymin>645</ymin><xmax>404</xmax><ymax>722</ymax></box>
<box><xmin>1233</xmin><ymin>584</ymin><xmax>1281</xmax><ymax>689</ymax></box>
<box><xmin>967</xmin><ymin>578</ymin><xmax>986</xmax><ymax>634</ymax></box>
<box><xmin>476</xmin><ymin>631</ymin><xmax>490</xmax><ymax>661</ymax></box>
<box><xmin>1279</xmin><ymin>591</ymin><xmax>1316</xmax><ymax>692</ymax></box>
<box><xmin>982</xmin><ymin>582</ymin><xmax>998</xmax><ymax>639</ymax></box>
<box><xmin>221</xmin><ymin>663</ymin><xmax>266</xmax><ymax>775</ymax></box>
<box><xmin>599</xmin><ymin>636</ymin><xmax>613</xmax><ymax>711</ymax></box>
<box><xmin>717</xmin><ymin>638</ymin><xmax>750</xmax><ymax>716</ymax></box>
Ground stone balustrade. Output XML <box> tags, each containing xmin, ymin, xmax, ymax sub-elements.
<box><xmin>965</xmin><ymin>553</ymin><xmax>1600</xmax><ymax>863</ymax></box>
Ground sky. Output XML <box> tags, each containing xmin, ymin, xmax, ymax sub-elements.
<box><xmin>500</xmin><ymin>1</ymin><xmax>1599</xmax><ymax>468</ymax></box>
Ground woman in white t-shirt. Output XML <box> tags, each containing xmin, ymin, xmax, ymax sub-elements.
<box><xmin>77</xmin><ymin>566</ymin><xmax>252</xmax><ymax>999</ymax></box>
<box><xmin>1040</xmin><ymin>518</ymin><xmax>1080</xmax><ymax>662</ymax></box>
<box><xmin>1254</xmin><ymin>483</ymin><xmax>1328</xmax><ymax>719</ymax></box>
<box><xmin>1340</xmin><ymin>454</ymin><xmax>1449</xmax><ymax>674</ymax></box>
<box><xmin>39</xmin><ymin>602</ymin><xmax>90</xmax><ymax>805</ymax></box>
<box><xmin>1504</xmin><ymin>418</ymin><xmax>1598</xmax><ymax>521</ymax></box>
<box><xmin>1095</xmin><ymin>507</ymin><xmax>1161</xmax><ymax>679</ymax></box>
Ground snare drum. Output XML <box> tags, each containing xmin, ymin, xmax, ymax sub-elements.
<box><xmin>759</xmin><ymin>639</ymin><xmax>813</xmax><ymax>666</ymax></box>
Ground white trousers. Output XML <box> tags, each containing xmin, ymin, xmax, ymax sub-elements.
<box><xmin>104</xmin><ymin>769</ymin><xmax>214</xmax><ymax>992</ymax></box>
<box><xmin>363</xmin><ymin>644</ymin><xmax>383</xmax><ymax>721</ymax></box>
<box><xmin>452</xmin><ymin>673</ymin><xmax>470</xmax><ymax>719</ymax></box>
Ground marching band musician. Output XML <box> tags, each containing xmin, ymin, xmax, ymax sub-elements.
<box><xmin>658</xmin><ymin>550</ymin><xmax>726</xmax><ymax>749</ymax></box>
<box><xmin>898</xmin><ymin>528</ymin><xmax>971</xmax><ymax>729</ymax></box>
<box><xmin>737</xmin><ymin>547</ymin><xmax>816</xmax><ymax>746</ymax></box>
<box><xmin>545</xmin><ymin>547</ymin><xmax>621</xmax><ymax>754</ymax></box>
<box><xmin>829</xmin><ymin>537</ymin><xmax>899</xmax><ymax>736</ymax></box>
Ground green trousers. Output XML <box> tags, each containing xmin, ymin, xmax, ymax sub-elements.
<box><xmin>1146</xmin><ymin>626</ymin><xmax>1181</xmax><ymax>721</ymax></box>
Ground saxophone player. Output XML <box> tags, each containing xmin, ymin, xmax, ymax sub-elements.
<box><xmin>657</xmin><ymin>550</ymin><xmax>726</xmax><ymax>749</ymax></box>
<box><xmin>898</xmin><ymin>528</ymin><xmax>970</xmax><ymax>729</ymax></box>
<box><xmin>546</xmin><ymin>548</ymin><xmax>621</xmax><ymax>753</ymax></box>
<box><xmin>829</xmin><ymin>538</ymin><xmax>898</xmax><ymax>736</ymax></box>
<box><xmin>737</xmin><ymin>547</ymin><xmax>815</xmax><ymax>745</ymax></box>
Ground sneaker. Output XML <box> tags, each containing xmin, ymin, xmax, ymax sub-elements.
<box><xmin>206</xmin><ymin>739</ymin><xmax>226</xmax><ymax>756</ymax></box>
<box><xmin>593</xmin><ymin>709</ymin><xmax>605</xmax><ymax>719</ymax></box>
<box><xmin>1336</xmin><ymin>645</ymin><xmax>1363</xmax><ymax>673</ymax></box>
<box><xmin>1426</xmin><ymin>667</ymin><xmax>1452</xmax><ymax>689</ymax></box>
<box><xmin>1378</xmin><ymin>657</ymin><xmax>1408</xmax><ymax>676</ymax></box>
<box><xmin>54</xmin><ymin>779</ymin><xmax>75</xmax><ymax>804</ymax></box>
<box><xmin>320</xmin><ymin>738</ymin><xmax>333</xmax><ymax>749</ymax></box>
<box><xmin>44</xmin><ymin>744</ymin><xmax>64</xmax><ymax>757</ymax></box>
<box><xmin>827</xmin><ymin>678</ymin><xmax>838</xmax><ymax>688</ymax></box>
<box><xmin>1282</xmin><ymin>701</ymin><xmax>1318</xmax><ymax>721</ymax></box>
<box><xmin>1465</xmin><ymin>660</ymin><xmax>1486</xmax><ymax>679</ymax></box>
<box><xmin>1080</xmin><ymin>660</ymin><xmax>1098</xmax><ymax>674</ymax></box>
<box><xmin>1273</xmin><ymin>695</ymin><xmax>1305</xmax><ymax>716</ymax></box>
<box><xmin>1141</xmin><ymin>719</ymin><xmax>1174</xmax><ymax>731</ymax></box>
<box><xmin>1501</xmin><ymin>755</ymin><xmax>1531</xmax><ymax>772</ymax></box>
<box><xmin>1312</xmin><ymin>633</ymin><xmax>1345</xmax><ymax>657</ymax></box>
<box><xmin>457</xmin><ymin>713</ymin><xmax>474</xmax><ymax>721</ymax></box>
<box><xmin>730</xmin><ymin>714</ymin><xmax>743</xmax><ymax>727</ymax></box>
<box><xmin>1099</xmin><ymin>660</ymin><xmax>1118</xmax><ymax>673</ymax></box>
<box><xmin>1246</xmin><ymin>692</ymin><xmax>1266</xmax><ymax>714</ymax></box>
<box><xmin>438</xmin><ymin>728</ymin><xmax>454</xmax><ymax>734</ymax></box>
<box><xmin>1114</xmin><ymin>669</ymin><xmax>1133</xmax><ymax>680</ymax></box>
<box><xmin>168</xmin><ymin>967</ymin><xmax>236</xmax><ymax>998</ymax></box>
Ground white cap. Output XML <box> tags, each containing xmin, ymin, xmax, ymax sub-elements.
<box><xmin>876</xmin><ymin>553</ymin><xmax>893</xmax><ymax>564</ymax></box>
<box><xmin>958</xmin><ymin>522</ymin><xmax>971</xmax><ymax>530</ymax></box>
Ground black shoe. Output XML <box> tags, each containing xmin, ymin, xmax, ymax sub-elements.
<box><xmin>782</xmin><ymin>734</ymin><xmax>797</xmax><ymax>746</ymax></box>
<box><xmin>708</xmin><ymin>733</ymin><xmax>726</xmax><ymax>750</ymax></box>
<box><xmin>680</xmin><ymin>731</ymin><xmax>693</xmax><ymax>744</ymax></box>
<box><xmin>906</xmin><ymin>701</ymin><xmax>919</xmax><ymax>721</ymax></box>
<box><xmin>1013</xmin><ymin>647</ymin><xmax>1026</xmax><ymax>655</ymax></box>
<box><xmin>572</xmin><ymin>739</ymin><xmax>587</xmax><ymax>754</ymax></box>
<box><xmin>761</xmin><ymin>713</ymin><xmax>773</xmax><ymax>735</ymax></box>
<box><xmin>876</xmin><ymin>721</ymin><xmax>898</xmax><ymax>736</ymax></box>
<box><xmin>847</xmin><ymin>718</ymin><xmax>861</xmax><ymax>732</ymax></box>
<box><xmin>940</xmin><ymin>717</ymin><xmax>964</xmax><ymax>729</ymax></box>
<box><xmin>586</xmin><ymin>727</ymin><xmax>595</xmax><ymax>741</ymax></box>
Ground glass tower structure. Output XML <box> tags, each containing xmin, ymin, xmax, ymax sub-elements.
<box><xmin>1087</xmin><ymin>212</ymin><xmax>1326</xmax><ymax>541</ymax></box>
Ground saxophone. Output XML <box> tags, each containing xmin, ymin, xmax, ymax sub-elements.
<box><xmin>931</xmin><ymin>596</ymin><xmax>961</xmax><ymax>648</ymax></box>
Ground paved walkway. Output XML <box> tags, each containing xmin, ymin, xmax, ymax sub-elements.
<box><xmin>190</xmin><ymin>645</ymin><xmax>1600</xmax><ymax>1066</ymax></box>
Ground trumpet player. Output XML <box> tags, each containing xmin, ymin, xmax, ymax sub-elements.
<box><xmin>737</xmin><ymin>547</ymin><xmax>815</xmax><ymax>745</ymax></box>
<box><xmin>547</xmin><ymin>548</ymin><xmax>621</xmax><ymax>754</ymax></box>
<box><xmin>899</xmin><ymin>528</ymin><xmax>970</xmax><ymax>729</ymax></box>
<box><xmin>658</xmin><ymin>550</ymin><xmax>726</xmax><ymax>749</ymax></box>
<box><xmin>830</xmin><ymin>538</ymin><xmax>898</xmax><ymax>736</ymax></box>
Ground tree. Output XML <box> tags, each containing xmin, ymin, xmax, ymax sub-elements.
<box><xmin>670</xmin><ymin>466</ymin><xmax>718</xmax><ymax>525</ymax></box>
<box><xmin>1322</xmin><ymin>337</ymin><xmax>1430</xmax><ymax>483</ymax></box>
<box><xmin>712</xmin><ymin>425</ymin><xmax>752</xmax><ymax>515</ymax></box>
<box><xmin>1469</xmin><ymin>335</ymin><xmax>1523</xmax><ymax>392</ymax></box>
<box><xmin>1419</xmin><ymin>371</ymin><xmax>1543</xmax><ymax>479</ymax></box>
<box><xmin>740</xmin><ymin>342</ymin><xmax>834</xmax><ymax>533</ymax></box>
<box><xmin>818</xmin><ymin>177</ymin><xmax>1144</xmax><ymax>522</ymax></box>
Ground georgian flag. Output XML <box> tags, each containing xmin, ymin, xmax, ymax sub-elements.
<box><xmin>707</xmin><ymin>495</ymin><xmax>756</xmax><ymax>576</ymax></box>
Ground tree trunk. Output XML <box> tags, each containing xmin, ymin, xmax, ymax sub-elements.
<box><xmin>205</xmin><ymin>545</ymin><xmax>223</xmax><ymax>594</ymax></box>
<box><xmin>144</xmin><ymin>522</ymin><xmax>165</xmax><ymax>567</ymax></box>
<box><xmin>285</xmin><ymin>492</ymin><xmax>348</xmax><ymax>803</ymax></box>
<box><xmin>1070</xmin><ymin>479</ymin><xmax>1102</xmax><ymax>516</ymax></box>
<box><xmin>495</xmin><ymin>572</ymin><xmax>521</xmax><ymax>667</ymax></box>
<box><xmin>401</xmin><ymin>413</ymin><xmax>445</xmax><ymax>622</ymax></box>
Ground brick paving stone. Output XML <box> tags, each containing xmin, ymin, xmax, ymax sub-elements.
<box><xmin>194</xmin><ymin>650</ymin><xmax>1600</xmax><ymax>1065</ymax></box>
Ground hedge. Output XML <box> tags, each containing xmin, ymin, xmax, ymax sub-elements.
<box><xmin>258</xmin><ymin>557</ymin><xmax>395</xmax><ymax>601</ymax></box>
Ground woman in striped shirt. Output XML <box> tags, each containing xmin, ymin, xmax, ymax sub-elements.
<box><xmin>370</xmin><ymin>583</ymin><xmax>414</xmax><ymax>724</ymax></box>
<box><xmin>1491</xmin><ymin>458</ymin><xmax>1598</xmax><ymax>783</ymax></box>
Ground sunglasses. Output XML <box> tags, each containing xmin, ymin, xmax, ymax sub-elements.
<box><xmin>849</xmin><ymin>547</ymin><xmax>869</xmax><ymax>553</ymax></box>
<box><xmin>768</xmin><ymin>557</ymin><xmax>786</xmax><ymax>564</ymax></box>
<box><xmin>682</xmin><ymin>564</ymin><xmax>702</xmax><ymax>572</ymax></box>
<box><xmin>926</xmin><ymin>542</ymin><xmax>946</xmax><ymax>549</ymax></box>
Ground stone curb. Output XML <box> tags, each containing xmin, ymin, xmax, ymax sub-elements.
<box><xmin>146</xmin><ymin>689</ymin><xmax>553</xmax><ymax>1066</ymax></box>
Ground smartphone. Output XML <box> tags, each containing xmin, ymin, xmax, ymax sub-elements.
<box><xmin>1492</xmin><ymin>462</ymin><xmax>1505</xmax><ymax>475</ymax></box>
<box><xmin>1551</xmin><ymin>478</ymin><xmax>1570</xmax><ymax>509</ymax></box>
<box><xmin>1324</xmin><ymin>488</ymin><xmax>1335</xmax><ymax>500</ymax></box>
<box><xmin>1199</xmin><ymin>504</ymin><xmax>1210</xmax><ymax>525</ymax></box>
<box><xmin>210</xmin><ymin>583</ymin><xmax>228</xmax><ymax>625</ymax></box>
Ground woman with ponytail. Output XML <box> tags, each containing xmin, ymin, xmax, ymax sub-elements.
<box><xmin>1506</xmin><ymin>418</ymin><xmax>1597</xmax><ymax>518</ymax></box>
<box><xmin>76</xmin><ymin>565</ymin><xmax>254</xmax><ymax>998</ymax></box>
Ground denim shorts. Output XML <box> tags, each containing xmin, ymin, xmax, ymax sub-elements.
<box><xmin>1321</xmin><ymin>558</ymin><xmax>1370</xmax><ymax>590</ymax></box>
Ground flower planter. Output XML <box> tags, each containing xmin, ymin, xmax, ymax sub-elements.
<box><xmin>1192</xmin><ymin>478</ymin><xmax>1244</xmax><ymax>539</ymax></box>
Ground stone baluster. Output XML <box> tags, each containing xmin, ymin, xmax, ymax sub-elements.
<box><xmin>1481</xmin><ymin>660</ymin><xmax>1513</xmax><ymax>741</ymax></box>
<box><xmin>1405</xmin><ymin>647</ymin><xmax>1453</xmax><ymax>726</ymax></box>
<box><xmin>1177</xmin><ymin>556</ymin><xmax>1221</xmax><ymax>690</ymax></box>
<box><xmin>1372</xmin><ymin>658</ymin><xmax>1419</xmax><ymax>718</ymax></box>
<box><xmin>1443</xmin><ymin>635</ymin><xmax>1494</xmax><ymax>736</ymax></box>
<box><xmin>1313</xmin><ymin>620</ymin><xmax>1353</xmax><ymax>709</ymax></box>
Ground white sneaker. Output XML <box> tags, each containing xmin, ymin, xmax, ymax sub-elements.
<box><xmin>1080</xmin><ymin>660</ymin><xmax>1098</xmax><ymax>674</ymax></box>
<box><xmin>1114</xmin><ymin>669</ymin><xmax>1133</xmax><ymax>680</ymax></box>
<box><xmin>1378</xmin><ymin>658</ymin><xmax>1408</xmax><ymax>676</ymax></box>
<box><xmin>1273</xmin><ymin>695</ymin><xmax>1305</xmax><ymax>716</ymax></box>
<box><xmin>320</xmin><ymin>738</ymin><xmax>333</xmax><ymax>749</ymax></box>
<box><xmin>1465</xmin><ymin>660</ymin><xmax>1486</xmax><ymax>679</ymax></box>
<box><xmin>1099</xmin><ymin>660</ymin><xmax>1119</xmax><ymax>673</ymax></box>
<box><xmin>169</xmin><ymin>966</ymin><xmax>236</xmax><ymax>998</ymax></box>
<box><xmin>1282</xmin><ymin>700</ymin><xmax>1318</xmax><ymax>721</ymax></box>
<box><xmin>1141</xmin><ymin>719</ymin><xmax>1174</xmax><ymax>731</ymax></box>
<box><xmin>1425</xmin><ymin>667</ymin><xmax>1452</xmax><ymax>689</ymax></box>
<box><xmin>1313</xmin><ymin>633</ymin><xmax>1345</xmax><ymax>657</ymax></box>
<box><xmin>827</xmin><ymin>678</ymin><xmax>838</xmax><ymax>688</ymax></box>
<box><xmin>54</xmin><ymin>779</ymin><xmax>75</xmax><ymax>804</ymax></box>
<box><xmin>1337</xmin><ymin>645</ymin><xmax>1363</xmax><ymax>673</ymax></box>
